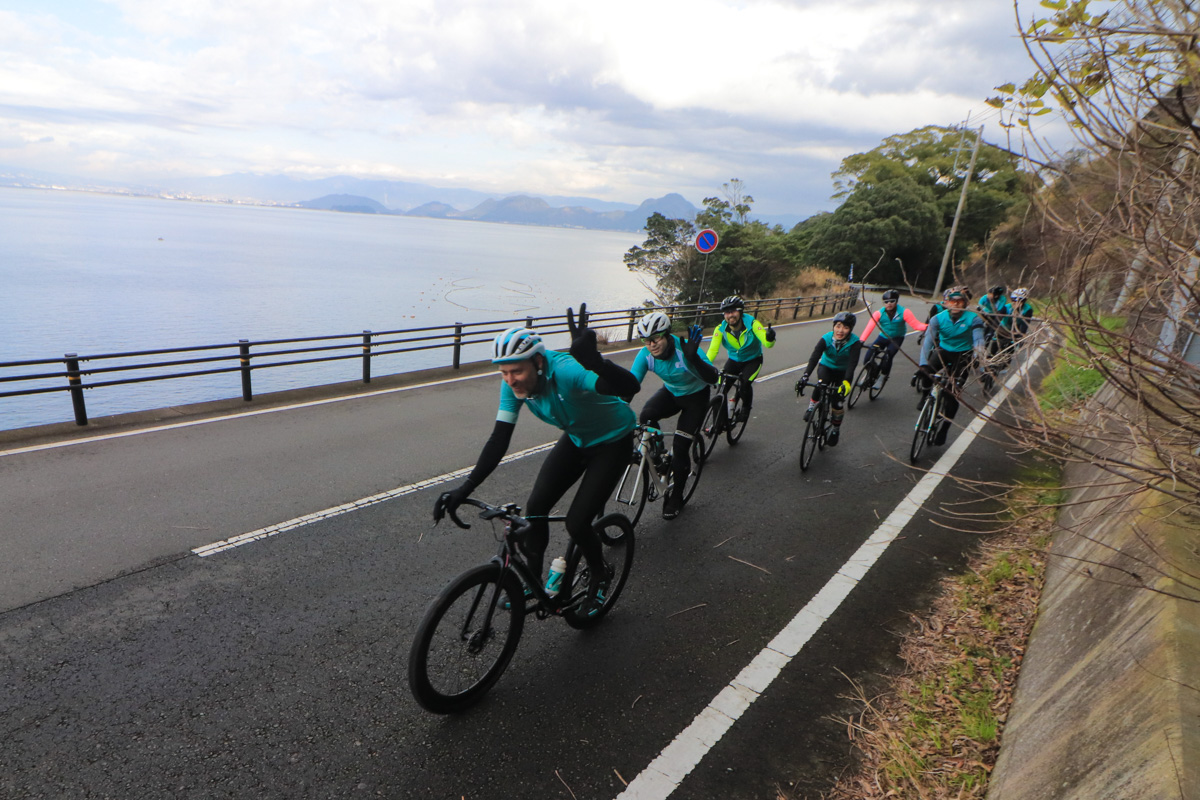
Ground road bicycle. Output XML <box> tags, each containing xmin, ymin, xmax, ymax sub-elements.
<box><xmin>911</xmin><ymin>370</ymin><xmax>952</xmax><ymax>464</ymax></box>
<box><xmin>848</xmin><ymin>343</ymin><xmax>890</xmax><ymax>408</ymax></box>
<box><xmin>408</xmin><ymin>499</ymin><xmax>634</xmax><ymax>714</ymax></box>
<box><xmin>795</xmin><ymin>378</ymin><xmax>845</xmax><ymax>472</ymax></box>
<box><xmin>699</xmin><ymin>370</ymin><xmax>752</xmax><ymax>459</ymax></box>
<box><xmin>610</xmin><ymin>424</ymin><xmax>705</xmax><ymax>526</ymax></box>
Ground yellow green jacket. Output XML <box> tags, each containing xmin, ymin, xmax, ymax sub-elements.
<box><xmin>706</xmin><ymin>313</ymin><xmax>775</xmax><ymax>363</ymax></box>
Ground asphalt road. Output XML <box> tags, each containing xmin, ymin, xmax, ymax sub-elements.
<box><xmin>0</xmin><ymin>304</ymin><xmax>1043</xmax><ymax>799</ymax></box>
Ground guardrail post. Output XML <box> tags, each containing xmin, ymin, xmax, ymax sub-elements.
<box><xmin>627</xmin><ymin>309</ymin><xmax>636</xmax><ymax>341</ymax></box>
<box><xmin>239</xmin><ymin>340</ymin><xmax>252</xmax><ymax>401</ymax></box>
<box><xmin>452</xmin><ymin>323</ymin><xmax>463</xmax><ymax>369</ymax></box>
<box><xmin>525</xmin><ymin>316</ymin><xmax>534</xmax><ymax>330</ymax></box>
<box><xmin>792</xmin><ymin>297</ymin><xmax>801</xmax><ymax>320</ymax></box>
<box><xmin>64</xmin><ymin>353</ymin><xmax>88</xmax><ymax>426</ymax></box>
<box><xmin>821</xmin><ymin>296</ymin><xmax>829</xmax><ymax>314</ymax></box>
<box><xmin>362</xmin><ymin>331</ymin><xmax>372</xmax><ymax>383</ymax></box>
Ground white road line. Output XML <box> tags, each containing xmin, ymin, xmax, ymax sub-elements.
<box><xmin>192</xmin><ymin>441</ymin><xmax>557</xmax><ymax>557</ymax></box>
<box><xmin>614</xmin><ymin>345</ymin><xmax>1046</xmax><ymax>800</ymax></box>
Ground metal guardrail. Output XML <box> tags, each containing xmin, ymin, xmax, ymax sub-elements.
<box><xmin>0</xmin><ymin>290</ymin><xmax>859</xmax><ymax>426</ymax></box>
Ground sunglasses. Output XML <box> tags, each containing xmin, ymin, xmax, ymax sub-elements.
<box><xmin>641</xmin><ymin>334</ymin><xmax>666</xmax><ymax>344</ymax></box>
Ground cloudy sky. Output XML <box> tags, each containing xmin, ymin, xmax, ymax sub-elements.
<box><xmin>0</xmin><ymin>0</ymin><xmax>1050</xmax><ymax>218</ymax></box>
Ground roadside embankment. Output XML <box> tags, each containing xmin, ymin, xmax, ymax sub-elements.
<box><xmin>987</xmin><ymin>384</ymin><xmax>1200</xmax><ymax>799</ymax></box>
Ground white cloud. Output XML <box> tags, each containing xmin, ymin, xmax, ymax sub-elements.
<box><xmin>0</xmin><ymin>0</ymin><xmax>1049</xmax><ymax>217</ymax></box>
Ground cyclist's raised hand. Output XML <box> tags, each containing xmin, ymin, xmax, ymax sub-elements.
<box><xmin>433</xmin><ymin>484</ymin><xmax>473</xmax><ymax>528</ymax></box>
<box><xmin>567</xmin><ymin>302</ymin><xmax>604</xmax><ymax>371</ymax></box>
<box><xmin>765</xmin><ymin>323</ymin><xmax>776</xmax><ymax>343</ymax></box>
<box><xmin>681</xmin><ymin>324</ymin><xmax>703</xmax><ymax>356</ymax></box>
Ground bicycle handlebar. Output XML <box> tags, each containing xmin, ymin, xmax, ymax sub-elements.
<box><xmin>447</xmin><ymin>498</ymin><xmax>534</xmax><ymax>540</ymax></box>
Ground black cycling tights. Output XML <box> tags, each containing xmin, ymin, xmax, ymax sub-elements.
<box><xmin>522</xmin><ymin>430</ymin><xmax>634</xmax><ymax>580</ymax></box>
<box><xmin>722</xmin><ymin>356</ymin><xmax>763</xmax><ymax>410</ymax></box>
<box><xmin>640</xmin><ymin>385</ymin><xmax>711</xmax><ymax>491</ymax></box>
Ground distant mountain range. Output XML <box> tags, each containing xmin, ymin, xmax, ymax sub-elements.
<box><xmin>297</xmin><ymin>190</ymin><xmax>700</xmax><ymax>231</ymax></box>
<box><xmin>0</xmin><ymin>165</ymin><xmax>801</xmax><ymax>231</ymax></box>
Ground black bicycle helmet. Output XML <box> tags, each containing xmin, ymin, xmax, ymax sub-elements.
<box><xmin>720</xmin><ymin>295</ymin><xmax>745</xmax><ymax>312</ymax></box>
<box><xmin>881</xmin><ymin>289</ymin><xmax>900</xmax><ymax>301</ymax></box>
<box><xmin>832</xmin><ymin>311</ymin><xmax>856</xmax><ymax>330</ymax></box>
<box><xmin>990</xmin><ymin>284</ymin><xmax>1006</xmax><ymax>297</ymax></box>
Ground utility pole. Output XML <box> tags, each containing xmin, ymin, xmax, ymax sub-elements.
<box><xmin>932</xmin><ymin>125</ymin><xmax>983</xmax><ymax>298</ymax></box>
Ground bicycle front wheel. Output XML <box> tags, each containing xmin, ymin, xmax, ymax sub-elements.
<box><xmin>910</xmin><ymin>395</ymin><xmax>935</xmax><ymax>464</ymax></box>
<box><xmin>408</xmin><ymin>564</ymin><xmax>526</xmax><ymax>714</ymax></box>
<box><xmin>611</xmin><ymin>456</ymin><xmax>650</xmax><ymax>527</ymax></box>
<box><xmin>700</xmin><ymin>395</ymin><xmax>724</xmax><ymax>461</ymax></box>
<box><xmin>563</xmin><ymin>513</ymin><xmax>636</xmax><ymax>630</ymax></box>
<box><xmin>725</xmin><ymin>388</ymin><xmax>749</xmax><ymax>445</ymax></box>
<box><xmin>799</xmin><ymin>411</ymin><xmax>820</xmax><ymax>471</ymax></box>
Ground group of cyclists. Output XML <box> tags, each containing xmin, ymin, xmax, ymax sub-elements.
<box><xmin>432</xmin><ymin>285</ymin><xmax>1034</xmax><ymax>616</ymax></box>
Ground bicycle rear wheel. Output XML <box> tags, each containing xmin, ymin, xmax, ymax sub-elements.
<box><xmin>611</xmin><ymin>456</ymin><xmax>650</xmax><ymax>527</ymax></box>
<box><xmin>563</xmin><ymin>514</ymin><xmax>636</xmax><ymax>630</ymax></box>
<box><xmin>700</xmin><ymin>395</ymin><xmax>724</xmax><ymax>460</ymax></box>
<box><xmin>799</xmin><ymin>411</ymin><xmax>820</xmax><ymax>471</ymax></box>
<box><xmin>910</xmin><ymin>394</ymin><xmax>935</xmax><ymax>464</ymax></box>
<box><xmin>847</xmin><ymin>364</ymin><xmax>870</xmax><ymax>409</ymax></box>
<box><xmin>408</xmin><ymin>564</ymin><xmax>526</xmax><ymax>714</ymax></box>
<box><xmin>725</xmin><ymin>386</ymin><xmax>749</xmax><ymax>444</ymax></box>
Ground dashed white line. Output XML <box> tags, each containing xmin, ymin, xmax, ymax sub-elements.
<box><xmin>614</xmin><ymin>345</ymin><xmax>1046</xmax><ymax>799</ymax></box>
<box><xmin>192</xmin><ymin>440</ymin><xmax>556</xmax><ymax>556</ymax></box>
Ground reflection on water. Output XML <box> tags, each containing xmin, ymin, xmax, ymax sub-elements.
<box><xmin>0</xmin><ymin>188</ymin><xmax>649</xmax><ymax>430</ymax></box>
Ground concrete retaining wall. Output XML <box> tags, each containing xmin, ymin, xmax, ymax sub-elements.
<box><xmin>988</xmin><ymin>390</ymin><xmax>1200</xmax><ymax>798</ymax></box>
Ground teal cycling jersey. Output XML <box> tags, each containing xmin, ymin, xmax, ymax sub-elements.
<box><xmin>705</xmin><ymin>313</ymin><xmax>774</xmax><ymax>363</ymax></box>
<box><xmin>979</xmin><ymin>295</ymin><xmax>1009</xmax><ymax>316</ymax></box>
<box><xmin>1003</xmin><ymin>300</ymin><xmax>1034</xmax><ymax>331</ymax></box>
<box><xmin>931</xmin><ymin>309</ymin><xmax>984</xmax><ymax>352</ymax></box>
<box><xmin>497</xmin><ymin>350</ymin><xmax>637</xmax><ymax>448</ymax></box>
<box><xmin>631</xmin><ymin>335</ymin><xmax>712</xmax><ymax>397</ymax></box>
<box><xmin>818</xmin><ymin>331</ymin><xmax>862</xmax><ymax>370</ymax></box>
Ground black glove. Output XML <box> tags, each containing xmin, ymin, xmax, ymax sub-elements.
<box><xmin>567</xmin><ymin>303</ymin><xmax>604</xmax><ymax>372</ymax></box>
<box><xmin>765</xmin><ymin>323</ymin><xmax>776</xmax><ymax>343</ymax></box>
<box><xmin>433</xmin><ymin>483</ymin><xmax>473</xmax><ymax>526</ymax></box>
<box><xmin>681</xmin><ymin>324</ymin><xmax>703</xmax><ymax>358</ymax></box>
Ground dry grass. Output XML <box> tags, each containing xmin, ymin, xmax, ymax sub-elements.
<box><xmin>819</xmin><ymin>484</ymin><xmax>1055</xmax><ymax>800</ymax></box>
<box><xmin>772</xmin><ymin>268</ymin><xmax>845</xmax><ymax>298</ymax></box>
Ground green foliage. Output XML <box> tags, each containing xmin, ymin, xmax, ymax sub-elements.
<box><xmin>623</xmin><ymin>213</ymin><xmax>698</xmax><ymax>305</ymax></box>
<box><xmin>802</xmin><ymin>175</ymin><xmax>945</xmax><ymax>285</ymax></box>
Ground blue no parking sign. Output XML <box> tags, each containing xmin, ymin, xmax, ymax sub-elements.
<box><xmin>695</xmin><ymin>229</ymin><xmax>718</xmax><ymax>253</ymax></box>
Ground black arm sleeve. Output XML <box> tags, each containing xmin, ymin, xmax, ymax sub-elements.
<box><xmin>804</xmin><ymin>340</ymin><xmax>827</xmax><ymax>377</ymax></box>
<box><xmin>462</xmin><ymin>419</ymin><xmax>516</xmax><ymax>490</ymax></box>
<box><xmin>684</xmin><ymin>349</ymin><xmax>720</xmax><ymax>385</ymax></box>
<box><xmin>593</xmin><ymin>359</ymin><xmax>641</xmax><ymax>398</ymax></box>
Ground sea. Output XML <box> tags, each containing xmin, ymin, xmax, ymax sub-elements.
<box><xmin>0</xmin><ymin>188</ymin><xmax>649</xmax><ymax>432</ymax></box>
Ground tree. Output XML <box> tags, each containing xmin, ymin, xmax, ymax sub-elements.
<box><xmin>623</xmin><ymin>213</ymin><xmax>697</xmax><ymax>305</ymax></box>
<box><xmin>986</xmin><ymin>0</ymin><xmax>1200</xmax><ymax>503</ymax></box>
<box><xmin>831</xmin><ymin>125</ymin><xmax>1029</xmax><ymax>269</ymax></box>
<box><xmin>804</xmin><ymin>176</ymin><xmax>945</xmax><ymax>285</ymax></box>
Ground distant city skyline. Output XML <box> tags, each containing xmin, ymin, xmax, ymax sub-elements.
<box><xmin>0</xmin><ymin>0</ymin><xmax>1057</xmax><ymax>219</ymax></box>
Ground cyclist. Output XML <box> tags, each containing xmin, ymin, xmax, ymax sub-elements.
<box><xmin>917</xmin><ymin>287</ymin><xmax>986</xmax><ymax>445</ymax></box>
<box><xmin>797</xmin><ymin>311</ymin><xmax>862</xmax><ymax>446</ymax></box>
<box><xmin>1006</xmin><ymin>287</ymin><xmax>1035</xmax><ymax>341</ymax></box>
<box><xmin>705</xmin><ymin>295</ymin><xmax>776</xmax><ymax>421</ymax></box>
<box><xmin>630</xmin><ymin>311</ymin><xmax>718</xmax><ymax>520</ymax></box>
<box><xmin>433</xmin><ymin>304</ymin><xmax>641</xmax><ymax>614</ymax></box>
<box><xmin>857</xmin><ymin>290</ymin><xmax>928</xmax><ymax>389</ymax></box>
<box><xmin>925</xmin><ymin>287</ymin><xmax>956</xmax><ymax>323</ymax></box>
<box><xmin>977</xmin><ymin>284</ymin><xmax>1010</xmax><ymax>345</ymax></box>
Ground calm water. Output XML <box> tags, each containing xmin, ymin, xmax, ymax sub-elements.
<box><xmin>0</xmin><ymin>188</ymin><xmax>648</xmax><ymax>431</ymax></box>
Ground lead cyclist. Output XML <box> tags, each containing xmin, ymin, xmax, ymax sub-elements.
<box><xmin>433</xmin><ymin>304</ymin><xmax>641</xmax><ymax>614</ymax></box>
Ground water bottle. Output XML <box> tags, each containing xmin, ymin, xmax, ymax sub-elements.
<box><xmin>545</xmin><ymin>556</ymin><xmax>567</xmax><ymax>597</ymax></box>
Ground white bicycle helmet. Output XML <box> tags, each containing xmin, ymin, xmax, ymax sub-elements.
<box><xmin>491</xmin><ymin>327</ymin><xmax>545</xmax><ymax>363</ymax></box>
<box><xmin>1010</xmin><ymin>287</ymin><xmax>1028</xmax><ymax>301</ymax></box>
<box><xmin>636</xmin><ymin>311</ymin><xmax>671</xmax><ymax>339</ymax></box>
